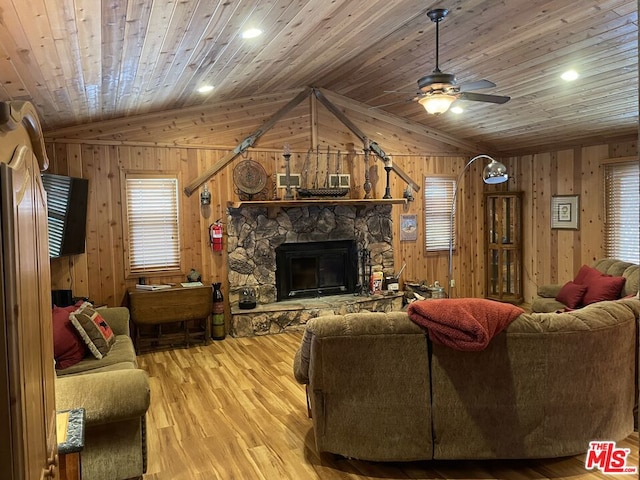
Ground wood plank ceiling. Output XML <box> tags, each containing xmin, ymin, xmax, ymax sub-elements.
<box><xmin>0</xmin><ymin>0</ymin><xmax>637</xmax><ymax>155</ymax></box>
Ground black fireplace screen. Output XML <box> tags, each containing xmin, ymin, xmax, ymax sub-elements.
<box><xmin>275</xmin><ymin>240</ymin><xmax>358</xmax><ymax>300</ymax></box>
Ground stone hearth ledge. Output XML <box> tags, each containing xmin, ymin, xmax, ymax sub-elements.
<box><xmin>230</xmin><ymin>292</ymin><xmax>403</xmax><ymax>337</ymax></box>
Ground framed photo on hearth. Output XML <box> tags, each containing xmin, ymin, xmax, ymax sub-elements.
<box><xmin>551</xmin><ymin>195</ymin><xmax>579</xmax><ymax>230</ymax></box>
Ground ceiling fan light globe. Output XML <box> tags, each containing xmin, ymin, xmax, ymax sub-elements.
<box><xmin>418</xmin><ymin>94</ymin><xmax>456</xmax><ymax>114</ymax></box>
<box><xmin>483</xmin><ymin>160</ymin><xmax>509</xmax><ymax>184</ymax></box>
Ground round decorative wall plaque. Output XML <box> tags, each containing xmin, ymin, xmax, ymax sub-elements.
<box><xmin>233</xmin><ymin>159</ymin><xmax>268</xmax><ymax>200</ymax></box>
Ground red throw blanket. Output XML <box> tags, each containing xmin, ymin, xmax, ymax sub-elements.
<box><xmin>407</xmin><ymin>298</ymin><xmax>524</xmax><ymax>351</ymax></box>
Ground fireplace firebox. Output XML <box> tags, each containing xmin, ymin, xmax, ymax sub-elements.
<box><xmin>275</xmin><ymin>240</ymin><xmax>358</xmax><ymax>300</ymax></box>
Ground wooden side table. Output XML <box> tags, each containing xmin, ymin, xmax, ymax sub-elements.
<box><xmin>128</xmin><ymin>284</ymin><xmax>213</xmax><ymax>352</ymax></box>
<box><xmin>57</xmin><ymin>408</ymin><xmax>85</xmax><ymax>480</ymax></box>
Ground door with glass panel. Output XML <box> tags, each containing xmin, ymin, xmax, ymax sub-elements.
<box><xmin>485</xmin><ymin>192</ymin><xmax>523</xmax><ymax>303</ymax></box>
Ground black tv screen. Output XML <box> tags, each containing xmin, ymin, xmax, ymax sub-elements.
<box><xmin>41</xmin><ymin>173</ymin><xmax>89</xmax><ymax>258</ymax></box>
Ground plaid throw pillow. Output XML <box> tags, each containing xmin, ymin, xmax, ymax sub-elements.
<box><xmin>69</xmin><ymin>302</ymin><xmax>116</xmax><ymax>359</ymax></box>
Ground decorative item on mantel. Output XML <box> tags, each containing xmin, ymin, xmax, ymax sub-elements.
<box><xmin>271</xmin><ymin>172</ymin><xmax>280</xmax><ymax>200</ymax></box>
<box><xmin>363</xmin><ymin>136</ymin><xmax>372</xmax><ymax>199</ymax></box>
<box><xmin>297</xmin><ymin>145</ymin><xmax>349</xmax><ymax>198</ymax></box>
<box><xmin>282</xmin><ymin>144</ymin><xmax>294</xmax><ymax>200</ymax></box>
<box><xmin>233</xmin><ymin>159</ymin><xmax>268</xmax><ymax>200</ymax></box>
<box><xmin>383</xmin><ymin>156</ymin><xmax>393</xmax><ymax>199</ymax></box>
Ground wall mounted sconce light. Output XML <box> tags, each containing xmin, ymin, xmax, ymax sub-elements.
<box><xmin>403</xmin><ymin>185</ymin><xmax>414</xmax><ymax>202</ymax></box>
<box><xmin>200</xmin><ymin>184</ymin><xmax>211</xmax><ymax>205</ymax></box>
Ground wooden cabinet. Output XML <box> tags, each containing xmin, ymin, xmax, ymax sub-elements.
<box><xmin>485</xmin><ymin>191</ymin><xmax>523</xmax><ymax>304</ymax></box>
<box><xmin>0</xmin><ymin>102</ymin><xmax>58</xmax><ymax>479</ymax></box>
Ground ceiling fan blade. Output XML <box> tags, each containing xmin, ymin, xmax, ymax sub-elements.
<box><xmin>458</xmin><ymin>79</ymin><xmax>496</xmax><ymax>92</ymax></box>
<box><xmin>458</xmin><ymin>91</ymin><xmax>510</xmax><ymax>104</ymax></box>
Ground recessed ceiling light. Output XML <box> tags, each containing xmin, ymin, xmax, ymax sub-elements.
<box><xmin>451</xmin><ymin>106</ymin><xmax>464</xmax><ymax>114</ymax></box>
<box><xmin>197</xmin><ymin>85</ymin><xmax>214</xmax><ymax>94</ymax></box>
<box><xmin>561</xmin><ymin>70</ymin><xmax>579</xmax><ymax>81</ymax></box>
<box><xmin>242</xmin><ymin>28</ymin><xmax>263</xmax><ymax>39</ymax></box>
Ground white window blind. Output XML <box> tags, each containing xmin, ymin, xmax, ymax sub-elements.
<box><xmin>604</xmin><ymin>162</ymin><xmax>639</xmax><ymax>264</ymax></box>
<box><xmin>424</xmin><ymin>176</ymin><xmax>456</xmax><ymax>252</ymax></box>
<box><xmin>125</xmin><ymin>175</ymin><xmax>181</xmax><ymax>273</ymax></box>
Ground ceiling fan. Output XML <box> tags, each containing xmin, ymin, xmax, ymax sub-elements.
<box><xmin>412</xmin><ymin>8</ymin><xmax>510</xmax><ymax>114</ymax></box>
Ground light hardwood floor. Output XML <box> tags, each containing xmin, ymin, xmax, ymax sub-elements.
<box><xmin>138</xmin><ymin>331</ymin><xmax>639</xmax><ymax>480</ymax></box>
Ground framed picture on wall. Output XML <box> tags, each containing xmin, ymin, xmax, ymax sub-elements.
<box><xmin>400</xmin><ymin>214</ymin><xmax>418</xmax><ymax>241</ymax></box>
<box><xmin>551</xmin><ymin>195</ymin><xmax>580</xmax><ymax>230</ymax></box>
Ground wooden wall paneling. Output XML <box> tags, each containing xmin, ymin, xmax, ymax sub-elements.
<box><xmin>178</xmin><ymin>147</ymin><xmax>194</xmax><ymax>276</ymax></box>
<box><xmin>548</xmin><ymin>151</ymin><xmax>559</xmax><ymax>284</ymax></box>
<box><xmin>66</xmin><ymin>143</ymin><xmax>90</xmax><ymax>298</ymax></box>
<box><xmin>397</xmin><ymin>155</ymin><xmax>419</xmax><ymax>285</ymax></box>
<box><xmin>185</xmin><ymin>148</ymin><xmax>203</xmax><ymax>280</ymax></box>
<box><xmin>555</xmin><ymin>148</ymin><xmax>579</xmax><ymax>282</ymax></box>
<box><xmin>193</xmin><ymin>151</ymin><xmax>211</xmax><ymax>285</ymax></box>
<box><xmin>609</xmin><ymin>139</ymin><xmax>638</xmax><ymax>157</ymax></box>
<box><xmin>92</xmin><ymin>145</ymin><xmax>117</xmax><ymax>305</ymax></box>
<box><xmin>128</xmin><ymin>145</ymin><xmax>144</xmax><ymax>170</ymax></box>
<box><xmin>457</xmin><ymin>162</ymin><xmax>484</xmax><ymax>298</ymax></box>
<box><xmin>349</xmin><ymin>153</ymin><xmax>365</xmax><ymax>200</ymax></box>
<box><xmin>580</xmin><ymin>144</ymin><xmax>609</xmax><ymax>264</ymax></box>
<box><xmin>571</xmin><ymin>147</ymin><xmax>584</xmax><ymax>274</ymax></box>
<box><xmin>108</xmin><ymin>145</ymin><xmax>126</xmax><ymax>306</ymax></box>
<box><xmin>530</xmin><ymin>152</ymin><xmax>552</xmax><ymax>289</ymax></box>
<box><xmin>83</xmin><ymin>144</ymin><xmax>107</xmax><ymax>303</ymax></box>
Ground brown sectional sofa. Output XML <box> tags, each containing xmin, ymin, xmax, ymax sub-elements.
<box><xmin>532</xmin><ymin>258</ymin><xmax>639</xmax><ymax>313</ymax></box>
<box><xmin>55</xmin><ymin>307</ymin><xmax>150</xmax><ymax>480</ymax></box>
<box><xmin>293</xmin><ymin>298</ymin><xmax>639</xmax><ymax>461</ymax></box>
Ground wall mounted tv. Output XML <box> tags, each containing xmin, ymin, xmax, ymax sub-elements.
<box><xmin>41</xmin><ymin>173</ymin><xmax>89</xmax><ymax>258</ymax></box>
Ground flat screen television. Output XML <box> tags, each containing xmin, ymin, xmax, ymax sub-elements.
<box><xmin>41</xmin><ymin>173</ymin><xmax>89</xmax><ymax>258</ymax></box>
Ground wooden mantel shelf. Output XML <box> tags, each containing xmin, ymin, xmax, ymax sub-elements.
<box><xmin>228</xmin><ymin>198</ymin><xmax>407</xmax><ymax>209</ymax></box>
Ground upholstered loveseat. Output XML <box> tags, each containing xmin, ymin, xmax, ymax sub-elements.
<box><xmin>293</xmin><ymin>299</ymin><xmax>639</xmax><ymax>461</ymax></box>
<box><xmin>55</xmin><ymin>306</ymin><xmax>150</xmax><ymax>480</ymax></box>
<box><xmin>532</xmin><ymin>258</ymin><xmax>639</xmax><ymax>313</ymax></box>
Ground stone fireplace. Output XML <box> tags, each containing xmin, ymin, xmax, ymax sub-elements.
<box><xmin>226</xmin><ymin>203</ymin><xmax>401</xmax><ymax>336</ymax></box>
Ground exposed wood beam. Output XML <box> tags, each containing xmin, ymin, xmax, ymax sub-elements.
<box><xmin>183</xmin><ymin>87</ymin><xmax>312</xmax><ymax>196</ymax></box>
<box><xmin>313</xmin><ymin>88</ymin><xmax>420</xmax><ymax>192</ymax></box>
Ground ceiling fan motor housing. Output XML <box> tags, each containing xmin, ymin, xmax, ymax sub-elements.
<box><xmin>418</xmin><ymin>72</ymin><xmax>457</xmax><ymax>92</ymax></box>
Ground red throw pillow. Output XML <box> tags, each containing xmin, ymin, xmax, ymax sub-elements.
<box><xmin>52</xmin><ymin>306</ymin><xmax>87</xmax><ymax>369</ymax></box>
<box><xmin>583</xmin><ymin>275</ymin><xmax>626</xmax><ymax>305</ymax></box>
<box><xmin>555</xmin><ymin>281</ymin><xmax>588</xmax><ymax>309</ymax></box>
<box><xmin>574</xmin><ymin>264</ymin><xmax>604</xmax><ymax>284</ymax></box>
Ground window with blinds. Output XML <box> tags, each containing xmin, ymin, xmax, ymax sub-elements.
<box><xmin>124</xmin><ymin>173</ymin><xmax>182</xmax><ymax>274</ymax></box>
<box><xmin>424</xmin><ymin>176</ymin><xmax>456</xmax><ymax>252</ymax></box>
<box><xmin>604</xmin><ymin>162</ymin><xmax>639</xmax><ymax>264</ymax></box>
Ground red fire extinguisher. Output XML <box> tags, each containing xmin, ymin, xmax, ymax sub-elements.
<box><xmin>209</xmin><ymin>220</ymin><xmax>223</xmax><ymax>252</ymax></box>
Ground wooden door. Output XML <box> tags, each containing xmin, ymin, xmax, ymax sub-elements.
<box><xmin>0</xmin><ymin>103</ymin><xmax>58</xmax><ymax>480</ymax></box>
